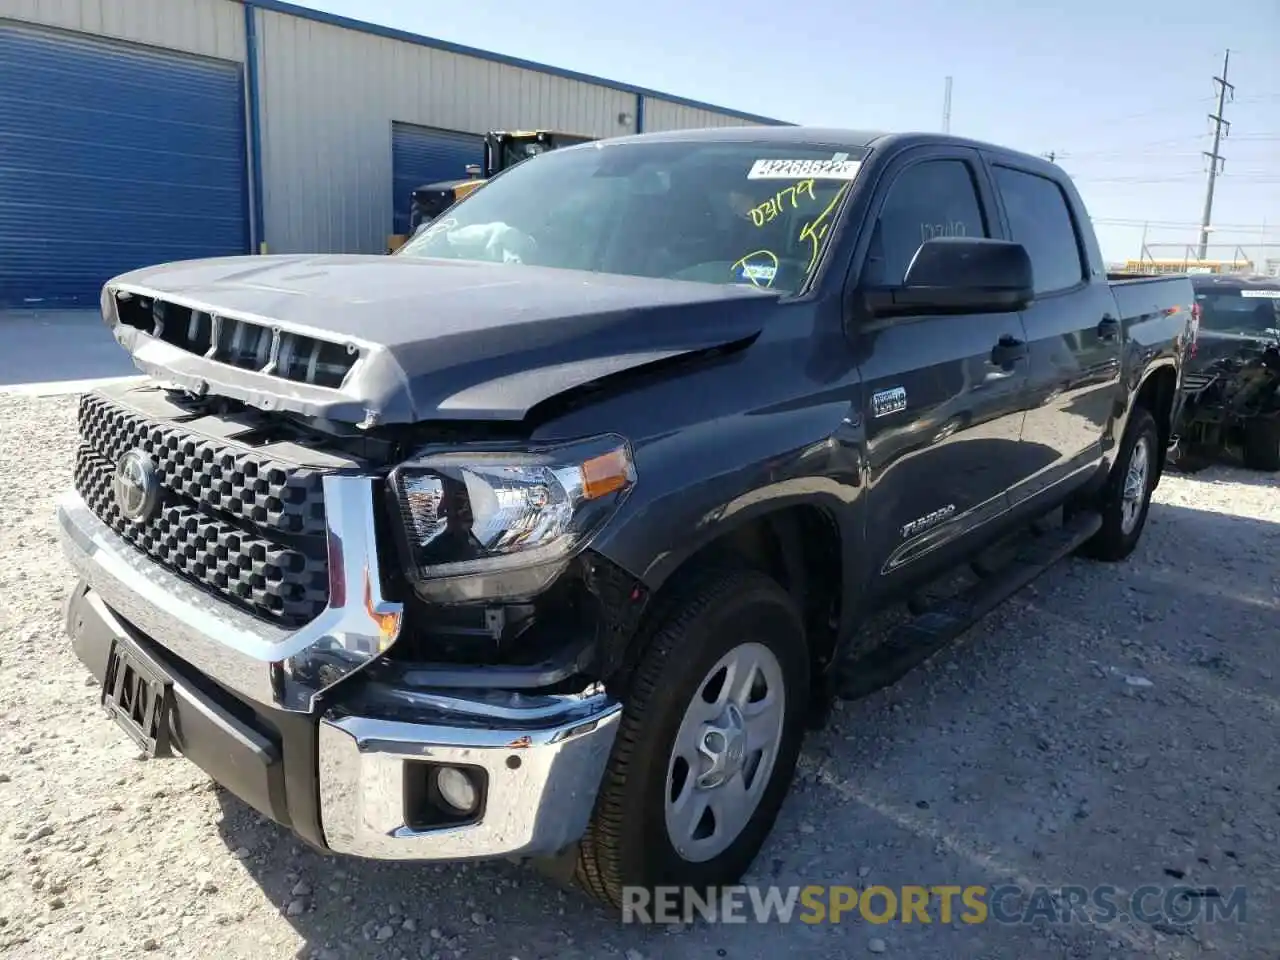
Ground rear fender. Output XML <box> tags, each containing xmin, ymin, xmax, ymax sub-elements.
<box><xmin>1124</xmin><ymin>360</ymin><xmax>1180</xmax><ymax>481</ymax></box>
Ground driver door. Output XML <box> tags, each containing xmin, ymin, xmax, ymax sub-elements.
<box><xmin>850</xmin><ymin>147</ymin><xmax>1034</xmax><ymax>594</ymax></box>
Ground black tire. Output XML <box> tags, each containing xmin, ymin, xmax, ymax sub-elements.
<box><xmin>574</xmin><ymin>569</ymin><xmax>809</xmax><ymax>912</ymax></box>
<box><xmin>1241</xmin><ymin>416</ymin><xmax>1280</xmax><ymax>472</ymax></box>
<box><xmin>1077</xmin><ymin>405</ymin><xmax>1160</xmax><ymax>562</ymax></box>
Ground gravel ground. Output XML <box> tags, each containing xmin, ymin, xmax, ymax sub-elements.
<box><xmin>1</xmin><ymin>393</ymin><xmax>1277</xmax><ymax>960</ymax></box>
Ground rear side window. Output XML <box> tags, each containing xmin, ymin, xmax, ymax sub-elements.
<box><xmin>993</xmin><ymin>166</ymin><xmax>1086</xmax><ymax>295</ymax></box>
<box><xmin>861</xmin><ymin>159</ymin><xmax>988</xmax><ymax>287</ymax></box>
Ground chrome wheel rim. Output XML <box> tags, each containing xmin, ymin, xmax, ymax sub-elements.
<box><xmin>664</xmin><ymin>642</ymin><xmax>786</xmax><ymax>863</ymax></box>
<box><xmin>1120</xmin><ymin>435</ymin><xmax>1150</xmax><ymax>535</ymax></box>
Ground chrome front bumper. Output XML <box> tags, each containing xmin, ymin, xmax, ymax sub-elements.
<box><xmin>318</xmin><ymin>693</ymin><xmax>621</xmax><ymax>860</ymax></box>
<box><xmin>57</xmin><ymin>489</ymin><xmax>622</xmax><ymax>861</ymax></box>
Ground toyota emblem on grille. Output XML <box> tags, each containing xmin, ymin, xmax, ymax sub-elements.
<box><xmin>112</xmin><ymin>451</ymin><xmax>160</xmax><ymax>523</ymax></box>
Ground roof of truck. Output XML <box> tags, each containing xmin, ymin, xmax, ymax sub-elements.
<box><xmin>600</xmin><ymin>125</ymin><xmax>1055</xmax><ymax>170</ymax></box>
<box><xmin>618</xmin><ymin>126</ymin><xmax>890</xmax><ymax>146</ymax></box>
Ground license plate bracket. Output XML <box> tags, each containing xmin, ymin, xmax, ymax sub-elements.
<box><xmin>101</xmin><ymin>635</ymin><xmax>174</xmax><ymax>759</ymax></box>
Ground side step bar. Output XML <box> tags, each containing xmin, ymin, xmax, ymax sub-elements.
<box><xmin>834</xmin><ymin>508</ymin><xmax>1103</xmax><ymax>701</ymax></box>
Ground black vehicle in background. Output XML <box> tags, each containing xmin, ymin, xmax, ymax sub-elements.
<box><xmin>1172</xmin><ymin>274</ymin><xmax>1280</xmax><ymax>472</ymax></box>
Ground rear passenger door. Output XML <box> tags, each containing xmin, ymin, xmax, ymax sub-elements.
<box><xmin>851</xmin><ymin>147</ymin><xmax>1032</xmax><ymax>592</ymax></box>
<box><xmin>987</xmin><ymin>162</ymin><xmax>1122</xmax><ymax>505</ymax></box>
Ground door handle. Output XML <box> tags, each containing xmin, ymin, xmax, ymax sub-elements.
<box><xmin>1097</xmin><ymin>315</ymin><xmax>1120</xmax><ymax>341</ymax></box>
<box><xmin>990</xmin><ymin>335</ymin><xmax>1027</xmax><ymax>369</ymax></box>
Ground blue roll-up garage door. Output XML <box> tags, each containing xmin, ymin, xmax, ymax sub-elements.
<box><xmin>0</xmin><ymin>23</ymin><xmax>248</xmax><ymax>308</ymax></box>
<box><xmin>391</xmin><ymin>122</ymin><xmax>483</xmax><ymax>236</ymax></box>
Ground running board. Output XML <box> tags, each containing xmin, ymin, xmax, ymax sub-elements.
<box><xmin>834</xmin><ymin>508</ymin><xmax>1103</xmax><ymax>701</ymax></box>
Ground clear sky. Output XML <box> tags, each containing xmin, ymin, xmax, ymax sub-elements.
<box><xmin>299</xmin><ymin>0</ymin><xmax>1277</xmax><ymax>268</ymax></box>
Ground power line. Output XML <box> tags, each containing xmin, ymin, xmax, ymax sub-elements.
<box><xmin>1047</xmin><ymin>92</ymin><xmax>1278</xmax><ymax>140</ymax></box>
<box><xmin>1051</xmin><ymin>98</ymin><xmax>1216</xmax><ymax>133</ymax></box>
<box><xmin>1070</xmin><ymin>174</ymin><xmax>1280</xmax><ymax>184</ymax></box>
<box><xmin>1093</xmin><ymin>218</ymin><xmax>1274</xmax><ymax>229</ymax></box>
<box><xmin>1051</xmin><ymin>133</ymin><xmax>1277</xmax><ymax>164</ymax></box>
<box><xmin>1051</xmin><ymin>135</ymin><xmax>1212</xmax><ymax>161</ymax></box>
<box><xmin>1199</xmin><ymin>48</ymin><xmax>1234</xmax><ymax>259</ymax></box>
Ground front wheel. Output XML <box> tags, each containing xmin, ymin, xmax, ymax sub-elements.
<box><xmin>574</xmin><ymin>569</ymin><xmax>809</xmax><ymax>912</ymax></box>
<box><xmin>1077</xmin><ymin>405</ymin><xmax>1160</xmax><ymax>562</ymax></box>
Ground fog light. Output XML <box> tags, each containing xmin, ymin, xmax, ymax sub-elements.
<box><xmin>435</xmin><ymin>767</ymin><xmax>479</xmax><ymax>813</ymax></box>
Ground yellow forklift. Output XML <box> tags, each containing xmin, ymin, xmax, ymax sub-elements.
<box><xmin>387</xmin><ymin>130</ymin><xmax>596</xmax><ymax>252</ymax></box>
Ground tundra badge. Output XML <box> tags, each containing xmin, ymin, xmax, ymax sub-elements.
<box><xmin>901</xmin><ymin>504</ymin><xmax>956</xmax><ymax>538</ymax></box>
<box><xmin>871</xmin><ymin>386</ymin><xmax>908</xmax><ymax>418</ymax></box>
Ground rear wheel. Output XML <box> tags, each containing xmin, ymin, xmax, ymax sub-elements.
<box><xmin>574</xmin><ymin>569</ymin><xmax>809</xmax><ymax>912</ymax></box>
<box><xmin>1241</xmin><ymin>415</ymin><xmax>1280</xmax><ymax>472</ymax></box>
<box><xmin>1077</xmin><ymin>406</ymin><xmax>1160</xmax><ymax>562</ymax></box>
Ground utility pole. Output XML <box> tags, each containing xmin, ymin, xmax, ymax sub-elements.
<box><xmin>1198</xmin><ymin>49</ymin><xmax>1234</xmax><ymax>260</ymax></box>
<box><xmin>1042</xmin><ymin>151</ymin><xmax>1057</xmax><ymax>162</ymax></box>
<box><xmin>942</xmin><ymin>76</ymin><xmax>952</xmax><ymax>134</ymax></box>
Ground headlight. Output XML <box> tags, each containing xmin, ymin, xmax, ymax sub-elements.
<box><xmin>387</xmin><ymin>435</ymin><xmax>636</xmax><ymax>603</ymax></box>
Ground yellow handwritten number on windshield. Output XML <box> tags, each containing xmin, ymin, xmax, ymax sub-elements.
<box><xmin>750</xmin><ymin>179</ymin><xmax>817</xmax><ymax>227</ymax></box>
<box><xmin>798</xmin><ymin>182</ymin><xmax>850</xmax><ymax>274</ymax></box>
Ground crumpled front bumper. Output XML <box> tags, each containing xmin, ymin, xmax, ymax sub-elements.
<box><xmin>57</xmin><ymin>489</ymin><xmax>621</xmax><ymax>861</ymax></box>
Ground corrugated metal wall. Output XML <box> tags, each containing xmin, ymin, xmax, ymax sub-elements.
<box><xmin>1</xmin><ymin>0</ymin><xmax>785</xmax><ymax>264</ymax></box>
<box><xmin>0</xmin><ymin>0</ymin><xmax>244</xmax><ymax>61</ymax></box>
<box><xmin>253</xmin><ymin>8</ymin><xmax>639</xmax><ymax>255</ymax></box>
<box><xmin>643</xmin><ymin>98</ymin><xmax>772</xmax><ymax>131</ymax></box>
<box><xmin>0</xmin><ymin>20</ymin><xmax>248</xmax><ymax>306</ymax></box>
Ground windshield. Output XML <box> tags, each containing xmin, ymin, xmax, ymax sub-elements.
<box><xmin>395</xmin><ymin>139</ymin><xmax>867</xmax><ymax>294</ymax></box>
<box><xmin>1194</xmin><ymin>287</ymin><xmax>1280</xmax><ymax>335</ymax></box>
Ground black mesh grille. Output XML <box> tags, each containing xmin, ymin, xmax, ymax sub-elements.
<box><xmin>74</xmin><ymin>393</ymin><xmax>330</xmax><ymax>627</ymax></box>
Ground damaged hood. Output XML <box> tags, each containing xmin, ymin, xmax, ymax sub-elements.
<box><xmin>103</xmin><ymin>254</ymin><xmax>778</xmax><ymax>425</ymax></box>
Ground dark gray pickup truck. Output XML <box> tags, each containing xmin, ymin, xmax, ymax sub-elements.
<box><xmin>58</xmin><ymin>127</ymin><xmax>1196</xmax><ymax>911</ymax></box>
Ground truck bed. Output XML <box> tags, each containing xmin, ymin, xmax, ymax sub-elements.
<box><xmin>1107</xmin><ymin>273</ymin><xmax>1195</xmax><ymax>321</ymax></box>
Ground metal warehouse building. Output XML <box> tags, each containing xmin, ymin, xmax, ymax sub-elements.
<box><xmin>0</xmin><ymin>0</ymin><xmax>788</xmax><ymax>307</ymax></box>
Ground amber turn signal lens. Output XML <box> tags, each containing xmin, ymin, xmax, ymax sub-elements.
<box><xmin>581</xmin><ymin>447</ymin><xmax>634</xmax><ymax>500</ymax></box>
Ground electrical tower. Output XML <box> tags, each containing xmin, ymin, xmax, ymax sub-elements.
<box><xmin>1198</xmin><ymin>49</ymin><xmax>1234</xmax><ymax>260</ymax></box>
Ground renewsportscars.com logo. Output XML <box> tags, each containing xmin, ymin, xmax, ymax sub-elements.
<box><xmin>621</xmin><ymin>884</ymin><xmax>1249</xmax><ymax>926</ymax></box>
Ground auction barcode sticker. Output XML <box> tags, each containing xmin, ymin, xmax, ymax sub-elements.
<box><xmin>747</xmin><ymin>158</ymin><xmax>862</xmax><ymax>180</ymax></box>
<box><xmin>1240</xmin><ymin>289</ymin><xmax>1280</xmax><ymax>298</ymax></box>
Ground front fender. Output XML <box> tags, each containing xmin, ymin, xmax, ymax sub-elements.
<box><xmin>589</xmin><ymin>403</ymin><xmax>864</xmax><ymax>595</ymax></box>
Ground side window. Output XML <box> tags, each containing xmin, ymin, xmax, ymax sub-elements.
<box><xmin>862</xmin><ymin>159</ymin><xmax>988</xmax><ymax>287</ymax></box>
<box><xmin>992</xmin><ymin>166</ymin><xmax>1087</xmax><ymax>294</ymax></box>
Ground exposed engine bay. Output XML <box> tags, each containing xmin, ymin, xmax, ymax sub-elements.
<box><xmin>1175</xmin><ymin>337</ymin><xmax>1280</xmax><ymax>471</ymax></box>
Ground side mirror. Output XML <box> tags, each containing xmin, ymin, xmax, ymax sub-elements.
<box><xmin>863</xmin><ymin>237</ymin><xmax>1034</xmax><ymax>318</ymax></box>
